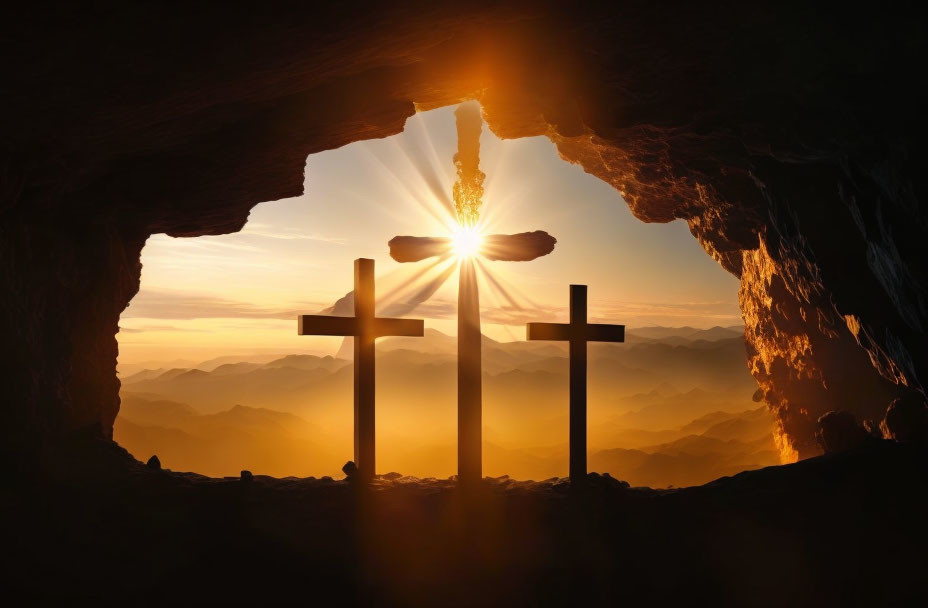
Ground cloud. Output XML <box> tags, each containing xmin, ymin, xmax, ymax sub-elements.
<box><xmin>119</xmin><ymin>324</ymin><xmax>210</xmax><ymax>334</ymax></box>
<box><xmin>125</xmin><ymin>287</ymin><xmax>739</xmax><ymax>330</ymax></box>
<box><xmin>479</xmin><ymin>298</ymin><xmax>741</xmax><ymax>327</ymax></box>
<box><xmin>239</xmin><ymin>222</ymin><xmax>348</xmax><ymax>244</ymax></box>
<box><xmin>123</xmin><ymin>289</ymin><xmax>323</xmax><ymax>321</ymax></box>
<box><xmin>147</xmin><ymin>236</ymin><xmax>264</xmax><ymax>254</ymax></box>
<box><xmin>590</xmin><ymin>300</ymin><xmax>742</xmax><ymax>323</ymax></box>
<box><xmin>393</xmin><ymin>300</ymin><xmax>458</xmax><ymax>319</ymax></box>
<box><xmin>324</xmin><ymin>291</ymin><xmax>459</xmax><ymax>320</ymax></box>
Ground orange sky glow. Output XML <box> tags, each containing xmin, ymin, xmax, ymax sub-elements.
<box><xmin>118</xmin><ymin>105</ymin><xmax>741</xmax><ymax>367</ymax></box>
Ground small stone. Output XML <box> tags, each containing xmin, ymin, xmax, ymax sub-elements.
<box><xmin>341</xmin><ymin>461</ymin><xmax>358</xmax><ymax>478</ymax></box>
<box><xmin>240</xmin><ymin>470</ymin><xmax>253</xmax><ymax>482</ymax></box>
<box><xmin>146</xmin><ymin>455</ymin><xmax>161</xmax><ymax>470</ymax></box>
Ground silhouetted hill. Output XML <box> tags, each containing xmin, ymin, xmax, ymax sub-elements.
<box><xmin>377</xmin><ymin>327</ymin><xmax>460</xmax><ymax>355</ymax></box>
<box><xmin>122</xmin><ymin>329</ymin><xmax>752</xmax><ymax>413</ymax></box>
<box><xmin>605</xmin><ymin>388</ymin><xmax>756</xmax><ymax>431</ymax></box>
<box><xmin>697</xmin><ymin>407</ymin><xmax>774</xmax><ymax>441</ymax></box>
<box><xmin>119</xmin><ymin>393</ymin><xmax>197</xmax><ymax>426</ymax></box>
<box><xmin>626</xmin><ymin>325</ymin><xmax>743</xmax><ymax>341</ymax></box>
<box><xmin>591</xmin><ymin>429</ymin><xmax>778</xmax><ymax>487</ymax></box>
<box><xmin>263</xmin><ymin>354</ymin><xmax>348</xmax><ymax>371</ymax></box>
<box><xmin>209</xmin><ymin>362</ymin><xmax>264</xmax><ymax>375</ymax></box>
<box><xmin>116</xmin><ymin>395</ymin><xmax>335</xmax><ymax>477</ymax></box>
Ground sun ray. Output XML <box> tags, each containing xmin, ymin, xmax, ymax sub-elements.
<box><xmin>378</xmin><ymin>254</ymin><xmax>453</xmax><ymax>308</ymax></box>
<box><xmin>478</xmin><ymin>180</ymin><xmax>534</xmax><ymax>231</ymax></box>
<box><xmin>395</xmin><ymin>142</ymin><xmax>455</xmax><ymax>219</ymax></box>
<box><xmin>398</xmin><ymin>113</ymin><xmax>456</xmax><ymax>217</ymax></box>
<box><xmin>380</xmin><ymin>258</ymin><xmax>457</xmax><ymax>317</ymax></box>
<box><xmin>474</xmin><ymin>257</ymin><xmax>523</xmax><ymax>311</ymax></box>
<box><xmin>387</xmin><ymin>135</ymin><xmax>455</xmax><ymax>215</ymax></box>
<box><xmin>357</xmin><ymin>144</ymin><xmax>453</xmax><ymax>230</ymax></box>
<box><xmin>474</xmin><ymin>256</ymin><xmax>544</xmax><ymax>311</ymax></box>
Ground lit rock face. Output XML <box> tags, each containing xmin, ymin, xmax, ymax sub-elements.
<box><xmin>3</xmin><ymin>3</ymin><xmax>926</xmax><ymax>468</ymax></box>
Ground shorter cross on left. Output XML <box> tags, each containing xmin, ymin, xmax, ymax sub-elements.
<box><xmin>298</xmin><ymin>258</ymin><xmax>424</xmax><ymax>482</ymax></box>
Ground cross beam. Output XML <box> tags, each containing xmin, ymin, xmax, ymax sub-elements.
<box><xmin>298</xmin><ymin>258</ymin><xmax>424</xmax><ymax>482</ymax></box>
<box><xmin>526</xmin><ymin>284</ymin><xmax>625</xmax><ymax>484</ymax></box>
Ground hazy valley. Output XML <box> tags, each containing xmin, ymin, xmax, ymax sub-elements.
<box><xmin>115</xmin><ymin>326</ymin><xmax>779</xmax><ymax>487</ymax></box>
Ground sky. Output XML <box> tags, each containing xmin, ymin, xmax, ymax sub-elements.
<box><xmin>118</xmin><ymin>105</ymin><xmax>742</xmax><ymax>366</ymax></box>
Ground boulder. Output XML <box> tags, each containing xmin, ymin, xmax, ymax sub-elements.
<box><xmin>341</xmin><ymin>461</ymin><xmax>358</xmax><ymax>479</ymax></box>
<box><xmin>815</xmin><ymin>411</ymin><xmax>871</xmax><ymax>454</ymax></box>
<box><xmin>880</xmin><ymin>395</ymin><xmax>928</xmax><ymax>442</ymax></box>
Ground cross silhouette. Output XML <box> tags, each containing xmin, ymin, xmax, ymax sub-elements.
<box><xmin>526</xmin><ymin>284</ymin><xmax>625</xmax><ymax>484</ymax></box>
<box><xmin>297</xmin><ymin>258</ymin><xmax>424</xmax><ymax>482</ymax></box>
<box><xmin>389</xmin><ymin>231</ymin><xmax>556</xmax><ymax>484</ymax></box>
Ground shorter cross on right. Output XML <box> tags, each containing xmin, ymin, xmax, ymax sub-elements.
<box><xmin>526</xmin><ymin>285</ymin><xmax>625</xmax><ymax>484</ymax></box>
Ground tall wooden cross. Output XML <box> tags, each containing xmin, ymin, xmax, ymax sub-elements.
<box><xmin>526</xmin><ymin>284</ymin><xmax>625</xmax><ymax>484</ymax></box>
<box><xmin>389</xmin><ymin>231</ymin><xmax>556</xmax><ymax>485</ymax></box>
<box><xmin>297</xmin><ymin>258</ymin><xmax>424</xmax><ymax>482</ymax></box>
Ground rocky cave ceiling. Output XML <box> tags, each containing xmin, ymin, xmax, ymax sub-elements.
<box><xmin>2</xmin><ymin>2</ymin><xmax>926</xmax><ymax>469</ymax></box>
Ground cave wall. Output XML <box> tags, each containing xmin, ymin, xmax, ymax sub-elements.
<box><xmin>2</xmin><ymin>2</ymin><xmax>926</xmax><ymax>469</ymax></box>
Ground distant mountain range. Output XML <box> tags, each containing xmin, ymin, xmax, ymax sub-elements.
<box><xmin>623</xmin><ymin>325</ymin><xmax>743</xmax><ymax>342</ymax></box>
<box><xmin>115</xmin><ymin>325</ymin><xmax>778</xmax><ymax>487</ymax></box>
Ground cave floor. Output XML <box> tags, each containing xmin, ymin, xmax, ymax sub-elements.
<box><xmin>4</xmin><ymin>441</ymin><xmax>927</xmax><ymax>606</ymax></box>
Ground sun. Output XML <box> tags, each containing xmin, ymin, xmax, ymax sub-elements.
<box><xmin>452</xmin><ymin>225</ymin><xmax>483</xmax><ymax>258</ymax></box>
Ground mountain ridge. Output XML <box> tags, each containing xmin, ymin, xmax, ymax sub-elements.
<box><xmin>116</xmin><ymin>325</ymin><xmax>774</xmax><ymax>487</ymax></box>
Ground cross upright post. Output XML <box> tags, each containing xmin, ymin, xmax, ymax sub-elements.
<box><xmin>298</xmin><ymin>258</ymin><xmax>424</xmax><ymax>482</ymax></box>
<box><xmin>388</xmin><ymin>231</ymin><xmax>556</xmax><ymax>486</ymax></box>
<box><xmin>353</xmin><ymin>258</ymin><xmax>376</xmax><ymax>478</ymax></box>
<box><xmin>526</xmin><ymin>284</ymin><xmax>625</xmax><ymax>484</ymax></box>
<box><xmin>457</xmin><ymin>257</ymin><xmax>481</xmax><ymax>485</ymax></box>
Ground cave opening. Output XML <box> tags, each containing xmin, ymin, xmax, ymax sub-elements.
<box><xmin>7</xmin><ymin>6</ymin><xmax>928</xmax><ymax>603</ymax></box>
<box><xmin>4</xmin><ymin>3</ymin><xmax>921</xmax><ymax>485</ymax></box>
<box><xmin>114</xmin><ymin>105</ymin><xmax>769</xmax><ymax>487</ymax></box>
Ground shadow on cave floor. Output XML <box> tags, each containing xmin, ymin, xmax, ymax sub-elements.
<box><xmin>4</xmin><ymin>440</ymin><xmax>927</xmax><ymax>606</ymax></box>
